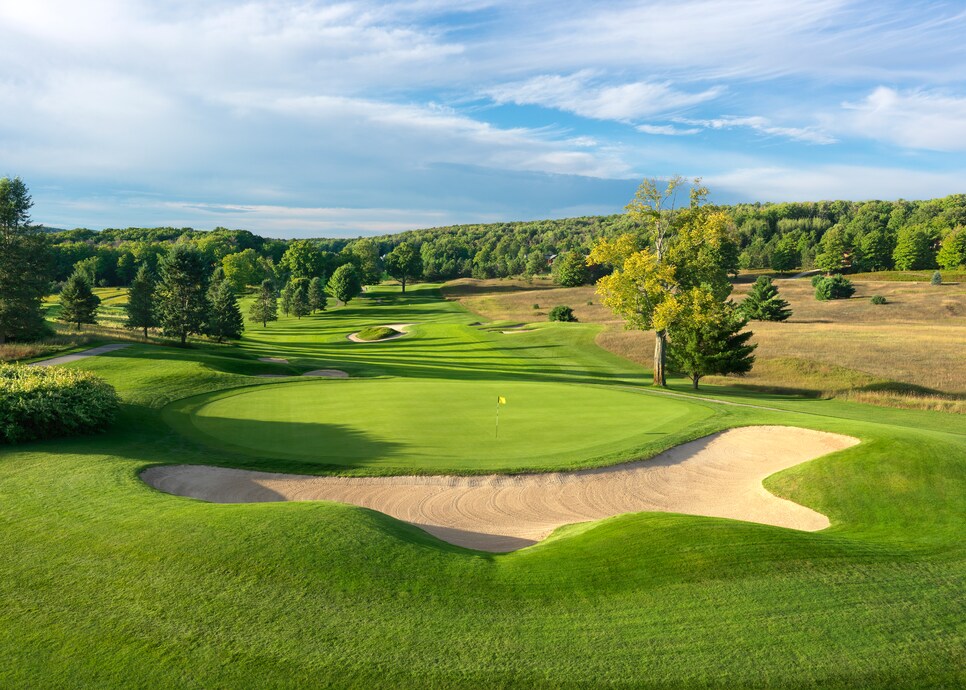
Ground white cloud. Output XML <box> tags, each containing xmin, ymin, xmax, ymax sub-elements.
<box><xmin>485</xmin><ymin>71</ymin><xmax>722</xmax><ymax>122</ymax></box>
<box><xmin>709</xmin><ymin>164</ymin><xmax>965</xmax><ymax>201</ymax></box>
<box><xmin>636</xmin><ymin>124</ymin><xmax>701</xmax><ymax>136</ymax></box>
<box><xmin>837</xmin><ymin>87</ymin><xmax>966</xmax><ymax>152</ymax></box>
<box><xmin>676</xmin><ymin>116</ymin><xmax>836</xmax><ymax>144</ymax></box>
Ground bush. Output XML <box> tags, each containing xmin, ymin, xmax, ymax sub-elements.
<box><xmin>532</xmin><ymin>303</ymin><xmax>540</xmax><ymax>309</ymax></box>
<box><xmin>0</xmin><ymin>364</ymin><xmax>120</xmax><ymax>443</ymax></box>
<box><xmin>814</xmin><ymin>274</ymin><xmax>856</xmax><ymax>301</ymax></box>
<box><xmin>548</xmin><ymin>306</ymin><xmax>577</xmax><ymax>322</ymax></box>
<box><xmin>870</xmin><ymin>295</ymin><xmax>887</xmax><ymax>305</ymax></box>
<box><xmin>931</xmin><ymin>271</ymin><xmax>942</xmax><ymax>286</ymax></box>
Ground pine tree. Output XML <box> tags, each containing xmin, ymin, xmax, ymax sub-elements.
<box><xmin>59</xmin><ymin>272</ymin><xmax>101</xmax><ymax>329</ymax></box>
<box><xmin>207</xmin><ymin>280</ymin><xmax>244</xmax><ymax>342</ymax></box>
<box><xmin>155</xmin><ymin>245</ymin><xmax>211</xmax><ymax>345</ymax></box>
<box><xmin>248</xmin><ymin>279</ymin><xmax>278</xmax><ymax>327</ymax></box>
<box><xmin>0</xmin><ymin>177</ymin><xmax>51</xmax><ymax>343</ymax></box>
<box><xmin>327</xmin><ymin>264</ymin><xmax>362</xmax><ymax>305</ymax></box>
<box><xmin>125</xmin><ymin>264</ymin><xmax>157</xmax><ymax>338</ymax></box>
<box><xmin>740</xmin><ymin>276</ymin><xmax>792</xmax><ymax>322</ymax></box>
<box><xmin>291</xmin><ymin>279</ymin><xmax>310</xmax><ymax>319</ymax></box>
<box><xmin>667</xmin><ymin>289</ymin><xmax>756</xmax><ymax>390</ymax></box>
<box><xmin>308</xmin><ymin>276</ymin><xmax>327</xmax><ymax>313</ymax></box>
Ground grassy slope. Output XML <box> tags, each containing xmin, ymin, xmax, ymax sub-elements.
<box><xmin>1</xmin><ymin>285</ymin><xmax>964</xmax><ymax>687</ymax></box>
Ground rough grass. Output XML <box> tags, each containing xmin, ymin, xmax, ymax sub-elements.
<box><xmin>0</xmin><ymin>284</ymin><xmax>963</xmax><ymax>687</ymax></box>
<box><xmin>445</xmin><ymin>277</ymin><xmax>966</xmax><ymax>409</ymax></box>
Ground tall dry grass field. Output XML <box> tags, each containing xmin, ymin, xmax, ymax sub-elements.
<box><xmin>444</xmin><ymin>276</ymin><xmax>966</xmax><ymax>412</ymax></box>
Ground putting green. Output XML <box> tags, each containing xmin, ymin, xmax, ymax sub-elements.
<box><xmin>164</xmin><ymin>378</ymin><xmax>714</xmax><ymax>472</ymax></box>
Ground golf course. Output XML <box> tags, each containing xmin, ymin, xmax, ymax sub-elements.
<box><xmin>2</xmin><ymin>284</ymin><xmax>963</xmax><ymax>686</ymax></box>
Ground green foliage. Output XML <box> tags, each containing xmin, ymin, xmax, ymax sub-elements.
<box><xmin>327</xmin><ymin>264</ymin><xmax>362</xmax><ymax>305</ymax></box>
<box><xmin>740</xmin><ymin>276</ymin><xmax>791</xmax><ymax>322</ymax></box>
<box><xmin>814</xmin><ymin>226</ymin><xmax>853</xmax><ymax>273</ymax></box>
<box><xmin>279</xmin><ymin>240</ymin><xmax>322</xmax><ymax>281</ymax></box>
<box><xmin>0</xmin><ymin>363</ymin><xmax>119</xmax><ymax>443</ymax></box>
<box><xmin>769</xmin><ymin>235</ymin><xmax>799</xmax><ymax>273</ymax></box>
<box><xmin>552</xmin><ymin>251</ymin><xmax>590</xmax><ymax>287</ymax></box>
<box><xmin>207</xmin><ymin>280</ymin><xmax>244</xmax><ymax>342</ymax></box>
<box><xmin>308</xmin><ymin>277</ymin><xmax>327</xmax><ymax>313</ymax></box>
<box><xmin>155</xmin><ymin>244</ymin><xmax>211</xmax><ymax>345</ymax></box>
<box><xmin>384</xmin><ymin>242</ymin><xmax>422</xmax><ymax>292</ymax></box>
<box><xmin>667</xmin><ymin>289</ymin><xmax>756</xmax><ymax>389</ymax></box>
<box><xmin>350</xmin><ymin>238</ymin><xmax>383</xmax><ymax>285</ymax></box>
<box><xmin>548</xmin><ymin>305</ymin><xmax>577</xmax><ymax>322</ymax></box>
<box><xmin>930</xmin><ymin>271</ymin><xmax>942</xmax><ymax>286</ymax></box>
<box><xmin>279</xmin><ymin>280</ymin><xmax>294</xmax><ymax>316</ymax></box>
<box><xmin>290</xmin><ymin>278</ymin><xmax>310</xmax><ymax>319</ymax></box>
<box><xmin>858</xmin><ymin>229</ymin><xmax>895</xmax><ymax>271</ymax></box>
<box><xmin>58</xmin><ymin>272</ymin><xmax>101</xmax><ymax>328</ymax></box>
<box><xmin>870</xmin><ymin>295</ymin><xmax>887</xmax><ymax>305</ymax></box>
<box><xmin>936</xmin><ymin>227</ymin><xmax>966</xmax><ymax>269</ymax></box>
<box><xmin>814</xmin><ymin>274</ymin><xmax>856</xmax><ymax>301</ymax></box>
<box><xmin>893</xmin><ymin>226</ymin><xmax>935</xmax><ymax>270</ymax></box>
<box><xmin>0</xmin><ymin>177</ymin><xmax>51</xmax><ymax>343</ymax></box>
<box><xmin>248</xmin><ymin>279</ymin><xmax>278</xmax><ymax>327</ymax></box>
<box><xmin>221</xmin><ymin>248</ymin><xmax>260</xmax><ymax>291</ymax></box>
<box><xmin>125</xmin><ymin>265</ymin><xmax>157</xmax><ymax>337</ymax></box>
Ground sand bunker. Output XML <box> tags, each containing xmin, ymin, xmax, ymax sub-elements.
<box><xmin>258</xmin><ymin>357</ymin><xmax>289</xmax><ymax>364</ymax></box>
<box><xmin>347</xmin><ymin>323</ymin><xmax>413</xmax><ymax>343</ymax></box>
<box><xmin>302</xmin><ymin>369</ymin><xmax>349</xmax><ymax>378</ymax></box>
<box><xmin>141</xmin><ymin>426</ymin><xmax>857</xmax><ymax>552</ymax></box>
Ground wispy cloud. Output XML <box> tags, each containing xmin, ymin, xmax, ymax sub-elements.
<box><xmin>484</xmin><ymin>71</ymin><xmax>722</xmax><ymax>122</ymax></box>
<box><xmin>675</xmin><ymin>116</ymin><xmax>837</xmax><ymax>144</ymax></box>
<box><xmin>636</xmin><ymin>124</ymin><xmax>701</xmax><ymax>136</ymax></box>
<box><xmin>836</xmin><ymin>86</ymin><xmax>966</xmax><ymax>152</ymax></box>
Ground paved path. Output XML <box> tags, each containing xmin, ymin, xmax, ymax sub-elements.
<box><xmin>29</xmin><ymin>343</ymin><xmax>131</xmax><ymax>367</ymax></box>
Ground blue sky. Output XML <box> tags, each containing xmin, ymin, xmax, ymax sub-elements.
<box><xmin>2</xmin><ymin>0</ymin><xmax>966</xmax><ymax>237</ymax></box>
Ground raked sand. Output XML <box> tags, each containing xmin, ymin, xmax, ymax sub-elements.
<box><xmin>141</xmin><ymin>426</ymin><xmax>858</xmax><ymax>552</ymax></box>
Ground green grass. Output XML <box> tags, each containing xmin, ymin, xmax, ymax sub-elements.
<box><xmin>354</xmin><ymin>325</ymin><xmax>401</xmax><ymax>340</ymax></box>
<box><xmin>1</xmin><ymin>284</ymin><xmax>964</xmax><ymax>687</ymax></box>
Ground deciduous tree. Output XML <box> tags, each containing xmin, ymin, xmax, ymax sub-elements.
<box><xmin>327</xmin><ymin>264</ymin><xmax>362</xmax><ymax>305</ymax></box>
<box><xmin>385</xmin><ymin>242</ymin><xmax>422</xmax><ymax>292</ymax></box>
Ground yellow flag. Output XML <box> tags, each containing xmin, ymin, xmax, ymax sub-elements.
<box><xmin>498</xmin><ymin>396</ymin><xmax>507</xmax><ymax>405</ymax></box>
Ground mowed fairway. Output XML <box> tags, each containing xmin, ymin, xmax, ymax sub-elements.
<box><xmin>166</xmin><ymin>378</ymin><xmax>709</xmax><ymax>471</ymax></box>
<box><xmin>1</xmin><ymin>285</ymin><xmax>964</xmax><ymax>687</ymax></box>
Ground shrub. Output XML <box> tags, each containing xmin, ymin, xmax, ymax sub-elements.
<box><xmin>548</xmin><ymin>306</ymin><xmax>577</xmax><ymax>322</ymax></box>
<box><xmin>810</xmin><ymin>274</ymin><xmax>825</xmax><ymax>288</ymax></box>
<box><xmin>814</xmin><ymin>274</ymin><xmax>855</xmax><ymax>301</ymax></box>
<box><xmin>0</xmin><ymin>364</ymin><xmax>120</xmax><ymax>443</ymax></box>
<box><xmin>870</xmin><ymin>295</ymin><xmax>887</xmax><ymax>305</ymax></box>
<box><xmin>931</xmin><ymin>271</ymin><xmax>942</xmax><ymax>286</ymax></box>
<box><xmin>532</xmin><ymin>303</ymin><xmax>540</xmax><ymax>309</ymax></box>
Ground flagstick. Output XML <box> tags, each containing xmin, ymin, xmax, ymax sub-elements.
<box><xmin>495</xmin><ymin>399</ymin><xmax>500</xmax><ymax>439</ymax></box>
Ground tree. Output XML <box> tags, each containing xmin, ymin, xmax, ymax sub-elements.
<box><xmin>0</xmin><ymin>177</ymin><xmax>51</xmax><ymax>343</ymax></box>
<box><xmin>769</xmin><ymin>235</ymin><xmax>799</xmax><ymax>274</ymax></box>
<box><xmin>58</xmin><ymin>272</ymin><xmax>100</xmax><ymax>329</ymax></box>
<box><xmin>290</xmin><ymin>278</ymin><xmax>310</xmax><ymax>319</ymax></box>
<box><xmin>221</xmin><ymin>249</ymin><xmax>260</xmax><ymax>291</ymax></box>
<box><xmin>548</xmin><ymin>305</ymin><xmax>577</xmax><ymax>322</ymax></box>
<box><xmin>125</xmin><ymin>264</ymin><xmax>157</xmax><ymax>337</ymax></box>
<box><xmin>667</xmin><ymin>288</ymin><xmax>756</xmax><ymax>389</ymax></box>
<box><xmin>248</xmin><ymin>279</ymin><xmax>278</xmax><ymax>327</ymax></box>
<box><xmin>73</xmin><ymin>256</ymin><xmax>99</xmax><ymax>285</ymax></box>
<box><xmin>552</xmin><ymin>251</ymin><xmax>590</xmax><ymax>287</ymax></box>
<box><xmin>308</xmin><ymin>276</ymin><xmax>327</xmax><ymax>313</ymax></box>
<box><xmin>590</xmin><ymin>177</ymin><xmax>731</xmax><ymax>386</ymax></box>
<box><xmin>740</xmin><ymin>276</ymin><xmax>791</xmax><ymax>322</ymax></box>
<box><xmin>155</xmin><ymin>245</ymin><xmax>211</xmax><ymax>345</ymax></box>
<box><xmin>384</xmin><ymin>242</ymin><xmax>422</xmax><ymax>292</ymax></box>
<box><xmin>280</xmin><ymin>240</ymin><xmax>321</xmax><ymax>280</ymax></box>
<box><xmin>280</xmin><ymin>281</ymin><xmax>294</xmax><ymax>316</ymax></box>
<box><xmin>936</xmin><ymin>227</ymin><xmax>966</xmax><ymax>269</ymax></box>
<box><xmin>893</xmin><ymin>226</ymin><xmax>935</xmax><ymax>270</ymax></box>
<box><xmin>327</xmin><ymin>264</ymin><xmax>362</xmax><ymax>305</ymax></box>
<box><xmin>859</xmin><ymin>229</ymin><xmax>895</xmax><ymax>271</ymax></box>
<box><xmin>351</xmin><ymin>238</ymin><xmax>383</xmax><ymax>286</ymax></box>
<box><xmin>814</xmin><ymin>226</ymin><xmax>852</xmax><ymax>273</ymax></box>
<box><xmin>207</xmin><ymin>280</ymin><xmax>244</xmax><ymax>342</ymax></box>
<box><xmin>814</xmin><ymin>274</ymin><xmax>855</xmax><ymax>301</ymax></box>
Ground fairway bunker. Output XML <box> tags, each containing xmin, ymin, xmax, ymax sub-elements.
<box><xmin>141</xmin><ymin>426</ymin><xmax>858</xmax><ymax>552</ymax></box>
<box><xmin>347</xmin><ymin>323</ymin><xmax>413</xmax><ymax>342</ymax></box>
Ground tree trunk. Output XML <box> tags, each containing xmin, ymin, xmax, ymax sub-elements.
<box><xmin>143</xmin><ymin>326</ymin><xmax>148</xmax><ymax>338</ymax></box>
<box><xmin>401</xmin><ymin>277</ymin><xmax>406</xmax><ymax>293</ymax></box>
<box><xmin>181</xmin><ymin>331</ymin><xmax>187</xmax><ymax>346</ymax></box>
<box><xmin>692</xmin><ymin>375</ymin><xmax>699</xmax><ymax>390</ymax></box>
<box><xmin>653</xmin><ymin>330</ymin><xmax>667</xmax><ymax>387</ymax></box>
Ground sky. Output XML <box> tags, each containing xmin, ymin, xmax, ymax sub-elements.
<box><xmin>2</xmin><ymin>1</ymin><xmax>966</xmax><ymax>238</ymax></box>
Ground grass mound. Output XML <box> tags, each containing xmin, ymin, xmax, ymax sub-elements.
<box><xmin>354</xmin><ymin>326</ymin><xmax>400</xmax><ymax>341</ymax></box>
<box><xmin>0</xmin><ymin>363</ymin><xmax>119</xmax><ymax>443</ymax></box>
